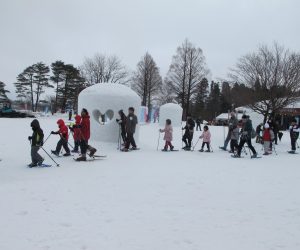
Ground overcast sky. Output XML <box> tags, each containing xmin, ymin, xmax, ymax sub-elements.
<box><xmin>1</xmin><ymin>0</ymin><xmax>299</xmax><ymax>99</ymax></box>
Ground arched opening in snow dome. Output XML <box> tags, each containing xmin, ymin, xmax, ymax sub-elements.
<box><xmin>92</xmin><ymin>109</ymin><xmax>114</xmax><ymax>125</ymax></box>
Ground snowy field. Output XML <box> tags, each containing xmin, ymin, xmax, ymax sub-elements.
<box><xmin>1</xmin><ymin>115</ymin><xmax>300</xmax><ymax>250</ymax></box>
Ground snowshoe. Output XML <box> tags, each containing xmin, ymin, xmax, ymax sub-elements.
<box><xmin>71</xmin><ymin>149</ymin><xmax>79</xmax><ymax>153</ymax></box>
<box><xmin>251</xmin><ymin>154</ymin><xmax>261</xmax><ymax>159</ymax></box>
<box><xmin>63</xmin><ymin>152</ymin><xmax>71</xmax><ymax>156</ymax></box>
<box><xmin>184</xmin><ymin>147</ymin><xmax>191</xmax><ymax>151</ymax></box>
<box><xmin>288</xmin><ymin>150</ymin><xmax>297</xmax><ymax>154</ymax></box>
<box><xmin>121</xmin><ymin>148</ymin><xmax>129</xmax><ymax>152</ymax></box>
<box><xmin>205</xmin><ymin>149</ymin><xmax>211</xmax><ymax>152</ymax></box>
<box><xmin>161</xmin><ymin>148</ymin><xmax>168</xmax><ymax>151</ymax></box>
<box><xmin>219</xmin><ymin>146</ymin><xmax>226</xmax><ymax>151</ymax></box>
<box><xmin>130</xmin><ymin>147</ymin><xmax>140</xmax><ymax>151</ymax></box>
<box><xmin>199</xmin><ymin>149</ymin><xmax>204</xmax><ymax>152</ymax></box>
<box><xmin>231</xmin><ymin>154</ymin><xmax>241</xmax><ymax>158</ymax></box>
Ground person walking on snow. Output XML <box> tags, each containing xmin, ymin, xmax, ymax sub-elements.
<box><xmin>182</xmin><ymin>114</ymin><xmax>195</xmax><ymax>150</ymax></box>
<box><xmin>262</xmin><ymin>123</ymin><xmax>275</xmax><ymax>155</ymax></box>
<box><xmin>199</xmin><ymin>125</ymin><xmax>211</xmax><ymax>152</ymax></box>
<box><xmin>232</xmin><ymin>115</ymin><xmax>257</xmax><ymax>158</ymax></box>
<box><xmin>116</xmin><ymin>109</ymin><xmax>127</xmax><ymax>144</ymax></box>
<box><xmin>28</xmin><ymin>119</ymin><xmax>44</xmax><ymax>167</ymax></box>
<box><xmin>51</xmin><ymin>119</ymin><xmax>71</xmax><ymax>156</ymax></box>
<box><xmin>69</xmin><ymin>114</ymin><xmax>81</xmax><ymax>153</ymax></box>
<box><xmin>196</xmin><ymin>117</ymin><xmax>202</xmax><ymax>131</ymax></box>
<box><xmin>220</xmin><ymin>112</ymin><xmax>238</xmax><ymax>151</ymax></box>
<box><xmin>75</xmin><ymin>108</ymin><xmax>97</xmax><ymax>161</ymax></box>
<box><xmin>160</xmin><ymin>119</ymin><xmax>174</xmax><ymax>151</ymax></box>
<box><xmin>288</xmin><ymin>118</ymin><xmax>300</xmax><ymax>154</ymax></box>
<box><xmin>122</xmin><ymin>107</ymin><xmax>138</xmax><ymax>152</ymax></box>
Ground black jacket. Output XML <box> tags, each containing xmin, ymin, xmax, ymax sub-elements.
<box><xmin>184</xmin><ymin>118</ymin><xmax>195</xmax><ymax>134</ymax></box>
<box><xmin>30</xmin><ymin>119</ymin><xmax>44</xmax><ymax>146</ymax></box>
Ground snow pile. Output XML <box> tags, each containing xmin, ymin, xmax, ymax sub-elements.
<box><xmin>78</xmin><ymin>83</ymin><xmax>141</xmax><ymax>142</ymax></box>
<box><xmin>159</xmin><ymin>103</ymin><xmax>182</xmax><ymax>127</ymax></box>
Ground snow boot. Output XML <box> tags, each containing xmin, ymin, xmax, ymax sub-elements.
<box><xmin>51</xmin><ymin>150</ymin><xmax>59</xmax><ymax>156</ymax></box>
<box><xmin>162</xmin><ymin>147</ymin><xmax>168</xmax><ymax>151</ymax></box>
<box><xmin>231</xmin><ymin>154</ymin><xmax>241</xmax><ymax>158</ymax></box>
<box><xmin>184</xmin><ymin>147</ymin><xmax>191</xmax><ymax>151</ymax></box>
<box><xmin>71</xmin><ymin>149</ymin><xmax>79</xmax><ymax>153</ymax></box>
<box><xmin>75</xmin><ymin>156</ymin><xmax>87</xmax><ymax>161</ymax></box>
<box><xmin>263</xmin><ymin>152</ymin><xmax>269</xmax><ymax>156</ymax></box>
<box><xmin>170</xmin><ymin>146</ymin><xmax>174</xmax><ymax>151</ymax></box>
<box><xmin>219</xmin><ymin>146</ymin><xmax>226</xmax><ymax>151</ymax></box>
<box><xmin>88</xmin><ymin>147</ymin><xmax>97</xmax><ymax>157</ymax></box>
<box><xmin>121</xmin><ymin>148</ymin><xmax>129</xmax><ymax>152</ymax></box>
<box><xmin>205</xmin><ymin>149</ymin><xmax>211</xmax><ymax>152</ymax></box>
<box><xmin>28</xmin><ymin>162</ymin><xmax>38</xmax><ymax>168</ymax></box>
<box><xmin>251</xmin><ymin>153</ymin><xmax>258</xmax><ymax>158</ymax></box>
<box><xmin>63</xmin><ymin>152</ymin><xmax>71</xmax><ymax>156</ymax></box>
<box><xmin>199</xmin><ymin>149</ymin><xmax>204</xmax><ymax>152</ymax></box>
<box><xmin>288</xmin><ymin>150</ymin><xmax>296</xmax><ymax>154</ymax></box>
<box><xmin>37</xmin><ymin>158</ymin><xmax>44</xmax><ymax>166</ymax></box>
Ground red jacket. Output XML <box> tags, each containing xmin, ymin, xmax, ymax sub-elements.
<box><xmin>70</xmin><ymin>115</ymin><xmax>81</xmax><ymax>141</ymax></box>
<box><xmin>80</xmin><ymin>115</ymin><xmax>90</xmax><ymax>141</ymax></box>
<box><xmin>57</xmin><ymin>119</ymin><xmax>69</xmax><ymax>140</ymax></box>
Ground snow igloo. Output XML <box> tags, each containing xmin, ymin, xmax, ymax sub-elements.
<box><xmin>78</xmin><ymin>83</ymin><xmax>141</xmax><ymax>142</ymax></box>
<box><xmin>159</xmin><ymin>103</ymin><xmax>183</xmax><ymax>127</ymax></box>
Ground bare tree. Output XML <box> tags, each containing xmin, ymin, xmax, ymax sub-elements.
<box><xmin>80</xmin><ymin>53</ymin><xmax>129</xmax><ymax>85</ymax></box>
<box><xmin>132</xmin><ymin>52</ymin><xmax>162</xmax><ymax>117</ymax></box>
<box><xmin>0</xmin><ymin>81</ymin><xmax>10</xmax><ymax>104</ymax></box>
<box><xmin>230</xmin><ymin>43</ymin><xmax>300</xmax><ymax>122</ymax></box>
<box><xmin>166</xmin><ymin>39</ymin><xmax>209</xmax><ymax>119</ymax></box>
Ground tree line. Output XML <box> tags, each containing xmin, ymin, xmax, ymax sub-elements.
<box><xmin>1</xmin><ymin>40</ymin><xmax>300</xmax><ymax>122</ymax></box>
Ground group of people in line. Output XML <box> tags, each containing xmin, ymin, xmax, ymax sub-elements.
<box><xmin>28</xmin><ymin>108</ymin><xmax>300</xmax><ymax>167</ymax></box>
<box><xmin>158</xmin><ymin>111</ymin><xmax>300</xmax><ymax>158</ymax></box>
<box><xmin>28</xmin><ymin>107</ymin><xmax>139</xmax><ymax>167</ymax></box>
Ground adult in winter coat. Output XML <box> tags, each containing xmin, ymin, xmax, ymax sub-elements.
<box><xmin>75</xmin><ymin>108</ymin><xmax>97</xmax><ymax>161</ymax></box>
<box><xmin>289</xmin><ymin>119</ymin><xmax>300</xmax><ymax>154</ymax></box>
<box><xmin>116</xmin><ymin>109</ymin><xmax>127</xmax><ymax>144</ymax></box>
<box><xmin>196</xmin><ymin>117</ymin><xmax>202</xmax><ymax>131</ymax></box>
<box><xmin>69</xmin><ymin>114</ymin><xmax>81</xmax><ymax>153</ymax></box>
<box><xmin>51</xmin><ymin>119</ymin><xmax>71</xmax><ymax>156</ymax></box>
<box><xmin>28</xmin><ymin>119</ymin><xmax>44</xmax><ymax>167</ymax></box>
<box><xmin>182</xmin><ymin>114</ymin><xmax>195</xmax><ymax>150</ymax></box>
<box><xmin>159</xmin><ymin>119</ymin><xmax>174</xmax><ymax>151</ymax></box>
<box><xmin>199</xmin><ymin>125</ymin><xmax>211</xmax><ymax>152</ymax></box>
<box><xmin>233</xmin><ymin>115</ymin><xmax>257</xmax><ymax>158</ymax></box>
<box><xmin>122</xmin><ymin>107</ymin><xmax>138</xmax><ymax>152</ymax></box>
<box><xmin>262</xmin><ymin>123</ymin><xmax>275</xmax><ymax>155</ymax></box>
<box><xmin>220</xmin><ymin>112</ymin><xmax>238</xmax><ymax>151</ymax></box>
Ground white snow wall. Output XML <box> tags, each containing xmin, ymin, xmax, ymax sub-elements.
<box><xmin>78</xmin><ymin>83</ymin><xmax>141</xmax><ymax>142</ymax></box>
<box><xmin>159</xmin><ymin>103</ymin><xmax>183</xmax><ymax>127</ymax></box>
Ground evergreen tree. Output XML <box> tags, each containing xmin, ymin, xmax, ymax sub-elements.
<box><xmin>50</xmin><ymin>61</ymin><xmax>65</xmax><ymax>112</ymax></box>
<box><xmin>206</xmin><ymin>81</ymin><xmax>221</xmax><ymax>120</ymax></box>
<box><xmin>0</xmin><ymin>81</ymin><xmax>10</xmax><ymax>104</ymax></box>
<box><xmin>192</xmin><ymin>78</ymin><xmax>209</xmax><ymax>118</ymax></box>
<box><xmin>15</xmin><ymin>63</ymin><xmax>51</xmax><ymax>112</ymax></box>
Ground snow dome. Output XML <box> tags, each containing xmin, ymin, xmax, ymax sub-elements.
<box><xmin>159</xmin><ymin>103</ymin><xmax>182</xmax><ymax>127</ymax></box>
<box><xmin>78</xmin><ymin>83</ymin><xmax>141</xmax><ymax>142</ymax></box>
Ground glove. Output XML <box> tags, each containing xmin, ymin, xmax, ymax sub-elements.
<box><xmin>28</xmin><ymin>136</ymin><xmax>32</xmax><ymax>140</ymax></box>
<box><xmin>116</xmin><ymin>118</ymin><xmax>119</xmax><ymax>122</ymax></box>
<box><xmin>51</xmin><ymin>131</ymin><xmax>55</xmax><ymax>134</ymax></box>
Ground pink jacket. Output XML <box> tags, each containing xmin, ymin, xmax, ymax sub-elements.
<box><xmin>200</xmin><ymin>130</ymin><xmax>211</xmax><ymax>143</ymax></box>
<box><xmin>161</xmin><ymin>124</ymin><xmax>173</xmax><ymax>141</ymax></box>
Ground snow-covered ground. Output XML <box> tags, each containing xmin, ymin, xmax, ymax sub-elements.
<box><xmin>1</xmin><ymin>116</ymin><xmax>300</xmax><ymax>250</ymax></box>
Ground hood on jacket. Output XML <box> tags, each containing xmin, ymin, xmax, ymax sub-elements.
<box><xmin>57</xmin><ymin>119</ymin><xmax>65</xmax><ymax>127</ymax></box>
<box><xmin>31</xmin><ymin>119</ymin><xmax>40</xmax><ymax>130</ymax></box>
<box><xmin>75</xmin><ymin>115</ymin><xmax>81</xmax><ymax>124</ymax></box>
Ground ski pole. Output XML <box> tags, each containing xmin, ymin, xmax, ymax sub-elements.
<box><xmin>157</xmin><ymin>130</ymin><xmax>161</xmax><ymax>151</ymax></box>
<box><xmin>43</xmin><ymin>133</ymin><xmax>52</xmax><ymax>145</ymax></box>
<box><xmin>192</xmin><ymin>138</ymin><xmax>200</xmax><ymax>151</ymax></box>
<box><xmin>41</xmin><ymin>147</ymin><xmax>60</xmax><ymax>167</ymax></box>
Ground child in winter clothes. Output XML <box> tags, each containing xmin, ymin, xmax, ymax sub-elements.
<box><xmin>230</xmin><ymin>127</ymin><xmax>239</xmax><ymax>153</ymax></box>
<box><xmin>69</xmin><ymin>115</ymin><xmax>81</xmax><ymax>153</ymax></box>
<box><xmin>289</xmin><ymin>119</ymin><xmax>300</xmax><ymax>154</ymax></box>
<box><xmin>28</xmin><ymin>119</ymin><xmax>44</xmax><ymax>167</ymax></box>
<box><xmin>199</xmin><ymin>125</ymin><xmax>211</xmax><ymax>152</ymax></box>
<box><xmin>51</xmin><ymin>119</ymin><xmax>71</xmax><ymax>156</ymax></box>
<box><xmin>262</xmin><ymin>123</ymin><xmax>275</xmax><ymax>155</ymax></box>
<box><xmin>159</xmin><ymin>119</ymin><xmax>174</xmax><ymax>151</ymax></box>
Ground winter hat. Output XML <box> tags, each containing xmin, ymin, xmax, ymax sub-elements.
<box><xmin>31</xmin><ymin>119</ymin><xmax>40</xmax><ymax>129</ymax></box>
<box><xmin>264</xmin><ymin>123</ymin><xmax>269</xmax><ymax>129</ymax></box>
<box><xmin>57</xmin><ymin>119</ymin><xmax>65</xmax><ymax>127</ymax></box>
<box><xmin>242</xmin><ymin>115</ymin><xmax>247</xmax><ymax>119</ymax></box>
